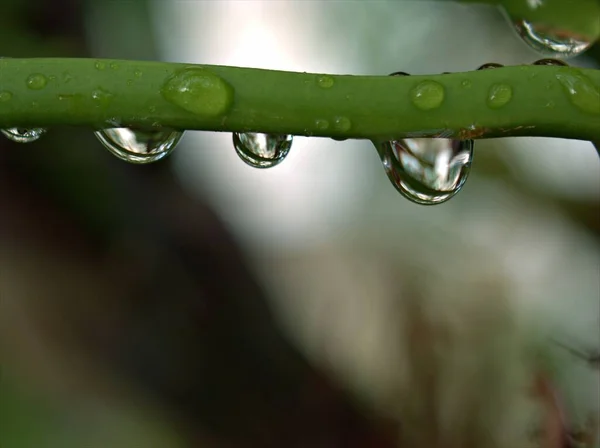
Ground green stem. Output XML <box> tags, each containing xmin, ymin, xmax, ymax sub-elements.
<box><xmin>1</xmin><ymin>58</ymin><xmax>599</xmax><ymax>141</ymax></box>
<box><xmin>460</xmin><ymin>0</ymin><xmax>600</xmax><ymax>40</ymax></box>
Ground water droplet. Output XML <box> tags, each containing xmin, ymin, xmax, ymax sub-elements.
<box><xmin>134</xmin><ymin>69</ymin><xmax>143</xmax><ymax>78</ymax></box>
<box><xmin>410</xmin><ymin>80</ymin><xmax>445</xmax><ymax>111</ymax></box>
<box><xmin>461</xmin><ymin>80</ymin><xmax>472</xmax><ymax>88</ymax></box>
<box><xmin>161</xmin><ymin>68</ymin><xmax>234</xmax><ymax>117</ymax></box>
<box><xmin>487</xmin><ymin>83</ymin><xmax>513</xmax><ymax>109</ymax></box>
<box><xmin>91</xmin><ymin>88</ymin><xmax>114</xmax><ymax>108</ymax></box>
<box><xmin>316</xmin><ymin>75</ymin><xmax>334</xmax><ymax>89</ymax></box>
<box><xmin>1</xmin><ymin>127</ymin><xmax>46</xmax><ymax>143</ymax></box>
<box><xmin>315</xmin><ymin>119</ymin><xmax>329</xmax><ymax>130</ymax></box>
<box><xmin>555</xmin><ymin>69</ymin><xmax>600</xmax><ymax>115</ymax></box>
<box><xmin>62</xmin><ymin>72</ymin><xmax>73</xmax><ymax>83</ymax></box>
<box><xmin>333</xmin><ymin>116</ymin><xmax>352</xmax><ymax>132</ymax></box>
<box><xmin>110</xmin><ymin>62</ymin><xmax>119</xmax><ymax>70</ymax></box>
<box><xmin>0</xmin><ymin>91</ymin><xmax>12</xmax><ymax>102</ymax></box>
<box><xmin>376</xmin><ymin>138</ymin><xmax>473</xmax><ymax>205</ymax></box>
<box><xmin>94</xmin><ymin>127</ymin><xmax>184</xmax><ymax>164</ymax></box>
<box><xmin>533</xmin><ymin>58</ymin><xmax>569</xmax><ymax>66</ymax></box>
<box><xmin>126</xmin><ymin>79</ymin><xmax>133</xmax><ymax>86</ymax></box>
<box><xmin>233</xmin><ymin>132</ymin><xmax>292</xmax><ymax>169</ymax></box>
<box><xmin>478</xmin><ymin>63</ymin><xmax>504</xmax><ymax>70</ymax></box>
<box><xmin>513</xmin><ymin>20</ymin><xmax>592</xmax><ymax>58</ymax></box>
<box><xmin>26</xmin><ymin>74</ymin><xmax>47</xmax><ymax>90</ymax></box>
<box><xmin>95</xmin><ymin>61</ymin><xmax>106</xmax><ymax>70</ymax></box>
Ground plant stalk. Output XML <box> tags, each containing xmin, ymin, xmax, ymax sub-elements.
<box><xmin>0</xmin><ymin>58</ymin><xmax>599</xmax><ymax>141</ymax></box>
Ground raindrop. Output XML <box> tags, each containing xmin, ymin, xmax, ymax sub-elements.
<box><xmin>233</xmin><ymin>132</ymin><xmax>292</xmax><ymax>169</ymax></box>
<box><xmin>487</xmin><ymin>83</ymin><xmax>513</xmax><ymax>109</ymax></box>
<box><xmin>315</xmin><ymin>119</ymin><xmax>329</xmax><ymax>130</ymax></box>
<box><xmin>512</xmin><ymin>20</ymin><xmax>593</xmax><ymax>58</ymax></box>
<box><xmin>478</xmin><ymin>63</ymin><xmax>504</xmax><ymax>70</ymax></box>
<box><xmin>410</xmin><ymin>80</ymin><xmax>445</xmax><ymax>111</ymax></box>
<box><xmin>316</xmin><ymin>75</ymin><xmax>334</xmax><ymax>89</ymax></box>
<box><xmin>375</xmin><ymin>137</ymin><xmax>473</xmax><ymax>205</ymax></box>
<box><xmin>161</xmin><ymin>68</ymin><xmax>234</xmax><ymax>117</ymax></box>
<box><xmin>555</xmin><ymin>68</ymin><xmax>600</xmax><ymax>115</ymax></box>
<box><xmin>333</xmin><ymin>116</ymin><xmax>352</xmax><ymax>132</ymax></box>
<box><xmin>1</xmin><ymin>127</ymin><xmax>46</xmax><ymax>143</ymax></box>
<box><xmin>94</xmin><ymin>127</ymin><xmax>184</xmax><ymax>164</ymax></box>
<box><xmin>533</xmin><ymin>58</ymin><xmax>569</xmax><ymax>66</ymax></box>
<box><xmin>0</xmin><ymin>91</ymin><xmax>12</xmax><ymax>102</ymax></box>
<box><xmin>26</xmin><ymin>74</ymin><xmax>48</xmax><ymax>90</ymax></box>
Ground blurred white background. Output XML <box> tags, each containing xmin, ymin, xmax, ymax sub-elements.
<box><xmin>149</xmin><ymin>0</ymin><xmax>600</xmax><ymax>432</ymax></box>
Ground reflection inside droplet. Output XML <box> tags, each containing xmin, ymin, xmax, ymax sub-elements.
<box><xmin>94</xmin><ymin>127</ymin><xmax>184</xmax><ymax>164</ymax></box>
<box><xmin>376</xmin><ymin>138</ymin><xmax>473</xmax><ymax>205</ymax></box>
<box><xmin>513</xmin><ymin>20</ymin><xmax>593</xmax><ymax>58</ymax></box>
<box><xmin>1</xmin><ymin>127</ymin><xmax>46</xmax><ymax>143</ymax></box>
<box><xmin>233</xmin><ymin>132</ymin><xmax>292</xmax><ymax>168</ymax></box>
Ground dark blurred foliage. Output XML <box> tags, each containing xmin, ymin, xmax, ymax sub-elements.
<box><xmin>0</xmin><ymin>1</ymin><xmax>395</xmax><ymax>446</ymax></box>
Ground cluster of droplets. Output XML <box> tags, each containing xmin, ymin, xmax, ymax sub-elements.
<box><xmin>501</xmin><ymin>5</ymin><xmax>597</xmax><ymax>59</ymax></box>
<box><xmin>1</xmin><ymin>55</ymin><xmax>597</xmax><ymax>205</ymax></box>
<box><xmin>374</xmin><ymin>71</ymin><xmax>474</xmax><ymax>205</ymax></box>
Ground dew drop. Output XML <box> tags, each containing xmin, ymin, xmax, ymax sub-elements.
<box><xmin>1</xmin><ymin>127</ymin><xmax>46</xmax><ymax>143</ymax></box>
<box><xmin>461</xmin><ymin>79</ymin><xmax>472</xmax><ymax>88</ymax></box>
<box><xmin>95</xmin><ymin>61</ymin><xmax>106</xmax><ymax>70</ymax></box>
<box><xmin>555</xmin><ymin>69</ymin><xmax>600</xmax><ymax>115</ymax></box>
<box><xmin>233</xmin><ymin>132</ymin><xmax>292</xmax><ymax>169</ymax></box>
<box><xmin>94</xmin><ymin>127</ymin><xmax>184</xmax><ymax>164</ymax></box>
<box><xmin>375</xmin><ymin>138</ymin><xmax>473</xmax><ymax>205</ymax></box>
<box><xmin>410</xmin><ymin>81</ymin><xmax>445</xmax><ymax>111</ymax></box>
<box><xmin>533</xmin><ymin>58</ymin><xmax>569</xmax><ymax>66</ymax></box>
<box><xmin>513</xmin><ymin>20</ymin><xmax>593</xmax><ymax>58</ymax></box>
<box><xmin>316</xmin><ymin>75</ymin><xmax>334</xmax><ymax>89</ymax></box>
<box><xmin>161</xmin><ymin>68</ymin><xmax>234</xmax><ymax>117</ymax></box>
<box><xmin>478</xmin><ymin>63</ymin><xmax>504</xmax><ymax>70</ymax></box>
<box><xmin>487</xmin><ymin>83</ymin><xmax>513</xmax><ymax>109</ymax></box>
<box><xmin>134</xmin><ymin>69</ymin><xmax>143</xmax><ymax>78</ymax></box>
<box><xmin>110</xmin><ymin>62</ymin><xmax>119</xmax><ymax>70</ymax></box>
<box><xmin>0</xmin><ymin>91</ymin><xmax>12</xmax><ymax>102</ymax></box>
<box><xmin>26</xmin><ymin>74</ymin><xmax>48</xmax><ymax>90</ymax></box>
<box><xmin>333</xmin><ymin>116</ymin><xmax>352</xmax><ymax>132</ymax></box>
<box><xmin>315</xmin><ymin>119</ymin><xmax>329</xmax><ymax>130</ymax></box>
<box><xmin>91</xmin><ymin>88</ymin><xmax>114</xmax><ymax>108</ymax></box>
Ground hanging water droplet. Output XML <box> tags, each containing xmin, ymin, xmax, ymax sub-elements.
<box><xmin>94</xmin><ymin>127</ymin><xmax>184</xmax><ymax>164</ymax></box>
<box><xmin>389</xmin><ymin>71</ymin><xmax>410</xmax><ymax>77</ymax></box>
<box><xmin>533</xmin><ymin>58</ymin><xmax>568</xmax><ymax>66</ymax></box>
<box><xmin>1</xmin><ymin>127</ymin><xmax>46</xmax><ymax>143</ymax></box>
<box><xmin>478</xmin><ymin>63</ymin><xmax>504</xmax><ymax>70</ymax></box>
<box><xmin>233</xmin><ymin>132</ymin><xmax>292</xmax><ymax>169</ymax></box>
<box><xmin>375</xmin><ymin>138</ymin><xmax>473</xmax><ymax>205</ymax></box>
<box><xmin>513</xmin><ymin>20</ymin><xmax>593</xmax><ymax>58</ymax></box>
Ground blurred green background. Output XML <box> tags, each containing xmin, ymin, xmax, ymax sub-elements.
<box><xmin>1</xmin><ymin>1</ymin><xmax>599</xmax><ymax>447</ymax></box>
